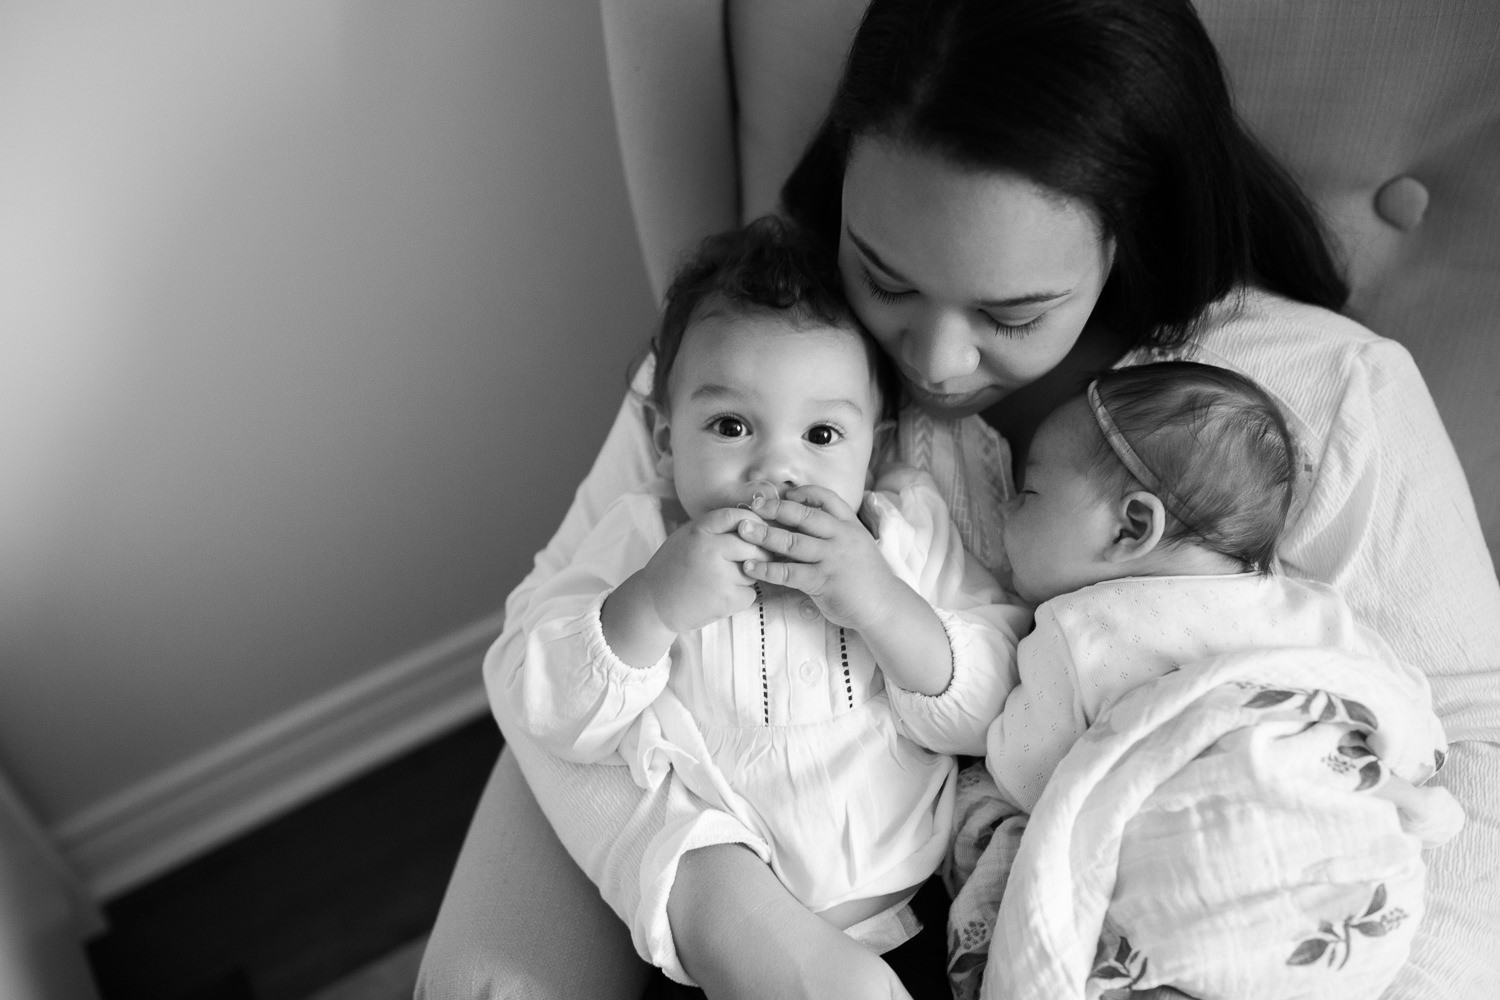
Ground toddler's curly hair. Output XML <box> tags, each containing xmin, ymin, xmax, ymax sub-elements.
<box><xmin>649</xmin><ymin>215</ymin><xmax>900</xmax><ymax>418</ymax></box>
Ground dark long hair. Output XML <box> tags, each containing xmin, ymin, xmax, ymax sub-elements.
<box><xmin>783</xmin><ymin>0</ymin><xmax>1349</xmax><ymax>351</ymax></box>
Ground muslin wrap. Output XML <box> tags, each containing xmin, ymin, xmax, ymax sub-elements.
<box><xmin>946</xmin><ymin>645</ymin><xmax>1463</xmax><ymax>1000</ymax></box>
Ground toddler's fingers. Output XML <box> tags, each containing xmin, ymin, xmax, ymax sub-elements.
<box><xmin>751</xmin><ymin>497</ymin><xmax>840</xmax><ymax>539</ymax></box>
<box><xmin>776</xmin><ymin>484</ymin><xmax>857</xmax><ymax>521</ymax></box>
<box><xmin>698</xmin><ymin>505</ymin><xmax>765</xmax><ymax>536</ymax></box>
<box><xmin>720</xmin><ymin>535</ymin><xmax>771</xmax><ymax>567</ymax></box>
<box><xmin>729</xmin><ymin>578</ymin><xmax>762</xmax><ymax>609</ymax></box>
<box><xmin>742</xmin><ymin>558</ymin><xmax>818</xmax><ymax>593</ymax></box>
<box><xmin>780</xmin><ymin>482</ymin><xmax>852</xmax><ymax>512</ymax></box>
<box><xmin>737</xmin><ymin>518</ymin><xmax>823</xmax><ymax>562</ymax></box>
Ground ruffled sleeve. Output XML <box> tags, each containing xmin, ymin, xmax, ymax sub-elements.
<box><xmin>513</xmin><ymin>492</ymin><xmax>674</xmax><ymax>762</ymax></box>
<box><xmin>870</xmin><ymin>465</ymin><xmax>1030</xmax><ymax>755</ymax></box>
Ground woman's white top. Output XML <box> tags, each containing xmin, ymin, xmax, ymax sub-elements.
<box><xmin>484</xmin><ymin>288</ymin><xmax>1500</xmax><ymax>993</ymax></box>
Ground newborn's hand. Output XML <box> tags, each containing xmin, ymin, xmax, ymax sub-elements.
<box><xmin>737</xmin><ymin>486</ymin><xmax>906</xmax><ymax>631</ymax></box>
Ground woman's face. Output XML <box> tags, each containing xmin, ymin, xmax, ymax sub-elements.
<box><xmin>839</xmin><ymin>137</ymin><xmax>1115</xmax><ymax>418</ymax></box>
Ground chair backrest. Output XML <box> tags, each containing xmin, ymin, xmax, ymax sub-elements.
<box><xmin>602</xmin><ymin>0</ymin><xmax>1500</xmax><ymax>566</ymax></box>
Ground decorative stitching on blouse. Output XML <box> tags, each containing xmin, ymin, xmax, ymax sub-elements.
<box><xmin>755</xmin><ymin>583</ymin><xmax>769</xmax><ymax>725</ymax></box>
<box><xmin>839</xmin><ymin>626</ymin><xmax>853</xmax><ymax>709</ymax></box>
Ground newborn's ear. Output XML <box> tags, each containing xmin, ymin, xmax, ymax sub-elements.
<box><xmin>1106</xmin><ymin>491</ymin><xmax>1165</xmax><ymax>563</ymax></box>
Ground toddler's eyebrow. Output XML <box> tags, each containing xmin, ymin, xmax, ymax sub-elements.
<box><xmin>846</xmin><ymin>225</ymin><xmax>1071</xmax><ymax>307</ymax></box>
<box><xmin>687</xmin><ymin>383</ymin><xmax>739</xmax><ymax>403</ymax></box>
<box><xmin>687</xmin><ymin>382</ymin><xmax>869</xmax><ymax>420</ymax></box>
<box><xmin>818</xmin><ymin>397</ymin><xmax>870</xmax><ymax>420</ymax></box>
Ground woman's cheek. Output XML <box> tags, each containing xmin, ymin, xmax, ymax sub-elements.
<box><xmin>1004</xmin><ymin>318</ymin><xmax>1087</xmax><ymax>381</ymax></box>
<box><xmin>856</xmin><ymin>301</ymin><xmax>905</xmax><ymax>359</ymax></box>
<box><xmin>849</xmin><ymin>291</ymin><xmax>894</xmax><ymax>338</ymax></box>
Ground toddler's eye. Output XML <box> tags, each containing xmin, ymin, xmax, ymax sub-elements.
<box><xmin>806</xmin><ymin>424</ymin><xmax>841</xmax><ymax>446</ymax></box>
<box><xmin>711</xmin><ymin>416</ymin><xmax>748</xmax><ymax>438</ymax></box>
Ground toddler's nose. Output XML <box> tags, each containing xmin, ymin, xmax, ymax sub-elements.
<box><xmin>748</xmin><ymin>451</ymin><xmax>800</xmax><ymax>491</ymax></box>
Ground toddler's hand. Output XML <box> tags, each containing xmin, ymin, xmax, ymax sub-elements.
<box><xmin>736</xmin><ymin>485</ymin><xmax>907</xmax><ymax>631</ymax></box>
<box><xmin>638</xmin><ymin>505</ymin><xmax>769</xmax><ymax>634</ymax></box>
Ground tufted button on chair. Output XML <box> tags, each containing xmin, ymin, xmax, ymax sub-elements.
<box><xmin>1375</xmin><ymin>176</ymin><xmax>1430</xmax><ymax>232</ymax></box>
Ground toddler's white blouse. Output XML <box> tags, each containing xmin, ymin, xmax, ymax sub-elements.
<box><xmin>515</xmin><ymin>474</ymin><xmax>1027</xmax><ymax>921</ymax></box>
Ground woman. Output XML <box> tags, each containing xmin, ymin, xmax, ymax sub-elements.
<box><xmin>475</xmin><ymin>1</ymin><xmax>1500</xmax><ymax>997</ymax></box>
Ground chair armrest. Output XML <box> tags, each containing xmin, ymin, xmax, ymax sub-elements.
<box><xmin>416</xmin><ymin>746</ymin><xmax>652</xmax><ymax>1000</ymax></box>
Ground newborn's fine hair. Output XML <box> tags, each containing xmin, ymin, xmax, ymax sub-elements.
<box><xmin>1085</xmin><ymin>360</ymin><xmax>1297</xmax><ymax>572</ymax></box>
<box><xmin>649</xmin><ymin>214</ymin><xmax>899</xmax><ymax>417</ymax></box>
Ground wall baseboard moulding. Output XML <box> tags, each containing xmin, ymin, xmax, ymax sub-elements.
<box><xmin>52</xmin><ymin>611</ymin><xmax>507</xmax><ymax>902</ymax></box>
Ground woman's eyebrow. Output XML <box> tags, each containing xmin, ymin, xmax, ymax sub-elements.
<box><xmin>846</xmin><ymin>225</ymin><xmax>1072</xmax><ymax>307</ymax></box>
<box><xmin>847</xmin><ymin>226</ymin><xmax>913</xmax><ymax>283</ymax></box>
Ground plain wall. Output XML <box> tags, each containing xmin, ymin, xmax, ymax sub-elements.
<box><xmin>0</xmin><ymin>0</ymin><xmax>656</xmax><ymax>864</ymax></box>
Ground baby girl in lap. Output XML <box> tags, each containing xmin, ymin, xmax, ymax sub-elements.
<box><xmin>947</xmin><ymin>362</ymin><xmax>1463</xmax><ymax>1000</ymax></box>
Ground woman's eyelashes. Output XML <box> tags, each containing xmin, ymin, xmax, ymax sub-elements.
<box><xmin>861</xmin><ymin>266</ymin><xmax>1047</xmax><ymax>337</ymax></box>
<box><xmin>860</xmin><ymin>267</ymin><xmax>910</xmax><ymax>304</ymax></box>
<box><xmin>986</xmin><ymin>313</ymin><xmax>1045</xmax><ymax>337</ymax></box>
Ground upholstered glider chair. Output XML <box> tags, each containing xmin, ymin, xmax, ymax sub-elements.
<box><xmin>416</xmin><ymin>2</ymin><xmax>1500</xmax><ymax>997</ymax></box>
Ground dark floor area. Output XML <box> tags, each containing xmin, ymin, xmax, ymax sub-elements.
<box><xmin>85</xmin><ymin>715</ymin><xmax>504</xmax><ymax>1000</ymax></box>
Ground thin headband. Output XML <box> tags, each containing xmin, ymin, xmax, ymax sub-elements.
<box><xmin>1086</xmin><ymin>379</ymin><xmax>1202</xmax><ymax>531</ymax></box>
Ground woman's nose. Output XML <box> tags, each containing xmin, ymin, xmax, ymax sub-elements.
<box><xmin>902</xmin><ymin>311</ymin><xmax>980</xmax><ymax>383</ymax></box>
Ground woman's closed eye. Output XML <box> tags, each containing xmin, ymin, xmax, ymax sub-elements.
<box><xmin>984</xmin><ymin>311</ymin><xmax>1045</xmax><ymax>338</ymax></box>
<box><xmin>860</xmin><ymin>267</ymin><xmax>911</xmax><ymax>304</ymax></box>
<box><xmin>865</xmin><ymin>263</ymin><xmax>1047</xmax><ymax>337</ymax></box>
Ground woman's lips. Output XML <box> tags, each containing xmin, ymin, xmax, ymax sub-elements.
<box><xmin>905</xmin><ymin>381</ymin><xmax>997</xmax><ymax>411</ymax></box>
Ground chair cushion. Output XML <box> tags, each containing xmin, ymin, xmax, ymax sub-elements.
<box><xmin>729</xmin><ymin>0</ymin><xmax>1500</xmax><ymax>566</ymax></box>
<box><xmin>1195</xmin><ymin>0</ymin><xmax>1500</xmax><ymax>567</ymax></box>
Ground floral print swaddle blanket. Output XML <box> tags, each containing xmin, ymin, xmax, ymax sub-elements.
<box><xmin>945</xmin><ymin>644</ymin><xmax>1463</xmax><ymax>1000</ymax></box>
